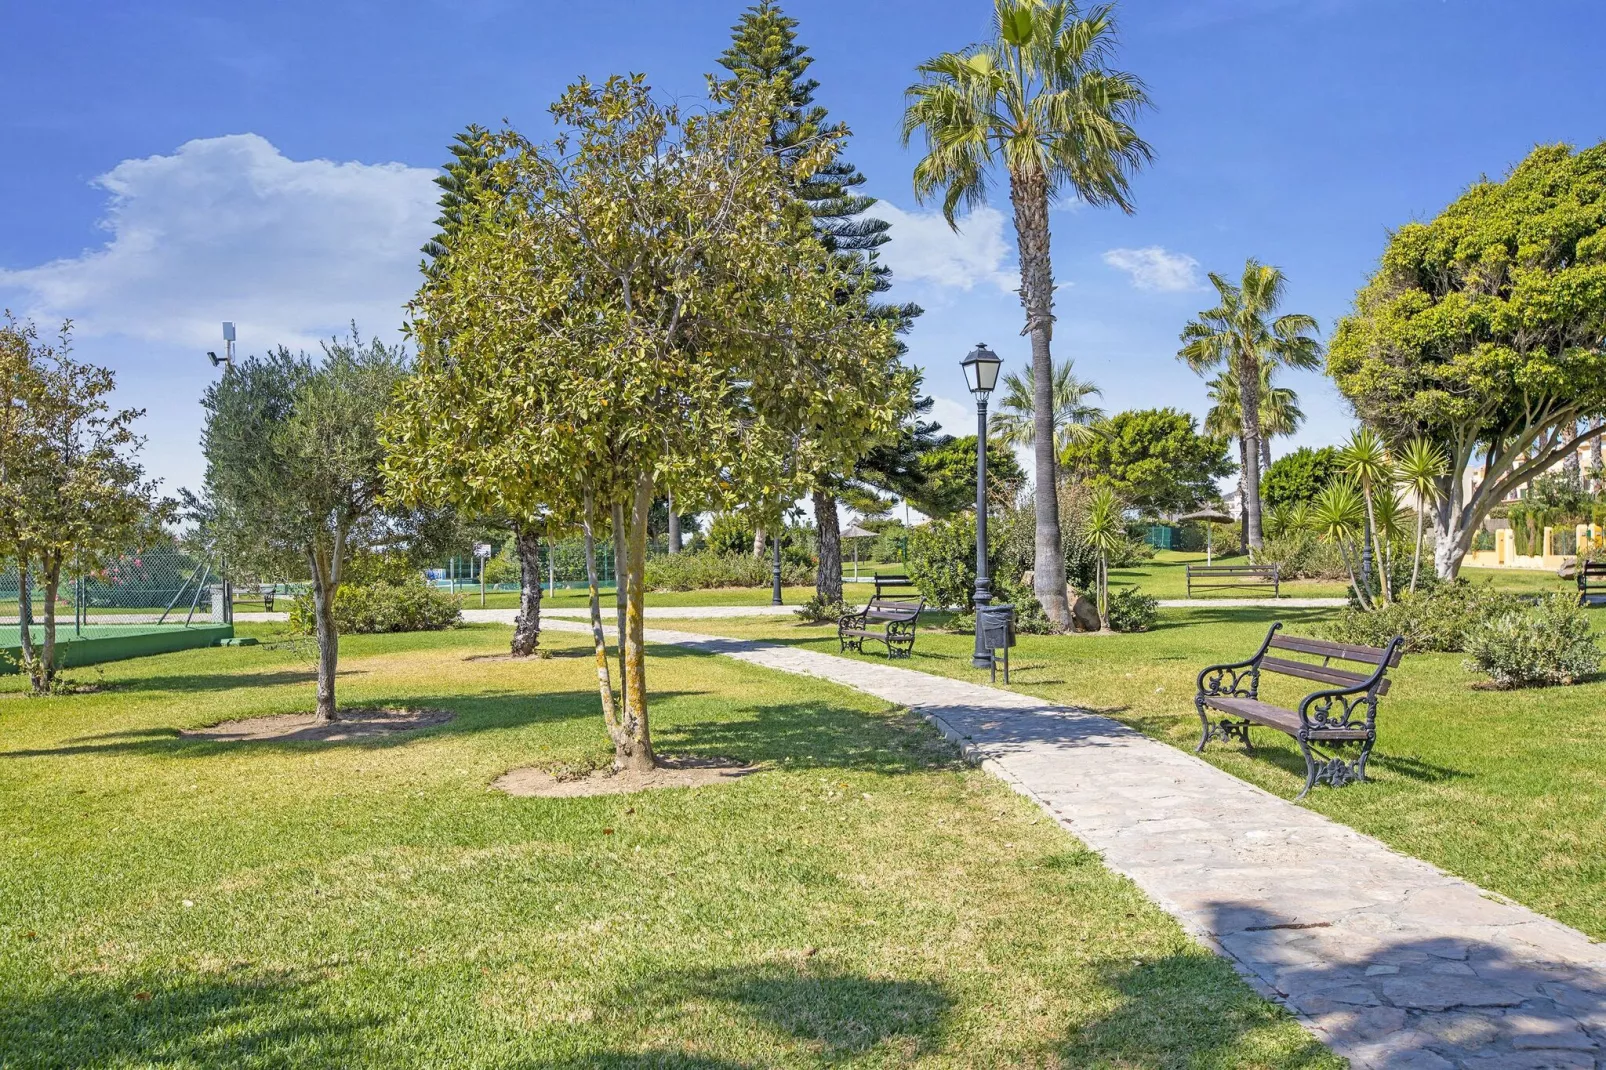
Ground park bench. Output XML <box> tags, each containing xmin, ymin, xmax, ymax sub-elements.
<box><xmin>1579</xmin><ymin>561</ymin><xmax>1606</xmax><ymax>607</ymax></box>
<box><xmin>1194</xmin><ymin>622</ymin><xmax>1405</xmax><ymax>800</ymax></box>
<box><xmin>839</xmin><ymin>582</ymin><xmax>925</xmax><ymax>659</ymax></box>
<box><xmin>872</xmin><ymin>573</ymin><xmax>919</xmax><ymax>599</ymax></box>
<box><xmin>233</xmin><ymin>585</ymin><xmax>277</xmax><ymax>612</ymax></box>
<box><xmin>1185</xmin><ymin>562</ymin><xmax>1280</xmax><ymax>598</ymax></box>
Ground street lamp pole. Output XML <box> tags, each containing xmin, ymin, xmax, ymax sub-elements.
<box><xmin>962</xmin><ymin>343</ymin><xmax>1002</xmax><ymax>670</ymax></box>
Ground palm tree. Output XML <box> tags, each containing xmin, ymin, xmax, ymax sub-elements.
<box><xmin>1205</xmin><ymin>364</ymin><xmax>1303</xmax><ymax>549</ymax></box>
<box><xmin>1082</xmin><ymin>485</ymin><xmax>1124</xmax><ymax>631</ymax></box>
<box><xmin>1312</xmin><ymin>477</ymin><xmax>1372</xmax><ymax>610</ymax></box>
<box><xmin>1339</xmin><ymin>428</ymin><xmax>1395</xmax><ymax>604</ymax></box>
<box><xmin>1396</xmin><ymin>436</ymin><xmax>1448</xmax><ymax>593</ymax></box>
<box><xmin>903</xmin><ymin>0</ymin><xmax>1151</xmax><ymax>629</ymax></box>
<box><xmin>992</xmin><ymin>358</ymin><xmax>1104</xmax><ymax>453</ymax></box>
<box><xmin>1179</xmin><ymin>259</ymin><xmax>1322</xmax><ymax>552</ymax></box>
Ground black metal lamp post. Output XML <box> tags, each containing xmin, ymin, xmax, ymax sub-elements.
<box><xmin>962</xmin><ymin>343</ymin><xmax>1003</xmax><ymax>669</ymax></box>
<box><xmin>771</xmin><ymin>526</ymin><xmax>784</xmax><ymax>605</ymax></box>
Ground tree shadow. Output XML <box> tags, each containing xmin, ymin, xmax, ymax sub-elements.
<box><xmin>1</xmin><ymin>689</ymin><xmax>698</xmax><ymax>760</ymax></box>
<box><xmin>0</xmin><ymin>972</ymin><xmax>377</xmax><ymax>1068</ymax></box>
<box><xmin>1130</xmin><ymin>899</ymin><xmax>1606</xmax><ymax>1066</ymax></box>
<box><xmin>532</xmin><ymin>961</ymin><xmax>952</xmax><ymax>1066</ymax></box>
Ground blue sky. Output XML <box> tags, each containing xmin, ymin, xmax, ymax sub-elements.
<box><xmin>3</xmin><ymin>0</ymin><xmax>1603</xmax><ymax>500</ymax></box>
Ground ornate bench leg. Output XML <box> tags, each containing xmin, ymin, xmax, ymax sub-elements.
<box><xmin>1355</xmin><ymin>734</ymin><xmax>1375</xmax><ymax>783</ymax></box>
<box><xmin>1296</xmin><ymin>736</ymin><xmax>1319</xmax><ymax>801</ymax></box>
<box><xmin>1196</xmin><ymin>700</ymin><xmax>1254</xmax><ymax>754</ymax></box>
<box><xmin>1194</xmin><ymin>698</ymin><xmax>1211</xmax><ymax>753</ymax></box>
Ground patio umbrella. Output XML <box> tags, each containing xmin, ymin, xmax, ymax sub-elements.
<box><xmin>841</xmin><ymin>523</ymin><xmax>877</xmax><ymax>580</ymax></box>
<box><xmin>1176</xmin><ymin>508</ymin><xmax>1235</xmax><ymax>566</ymax></box>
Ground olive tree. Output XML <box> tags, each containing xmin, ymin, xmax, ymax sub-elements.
<box><xmin>0</xmin><ymin>317</ymin><xmax>169</xmax><ymax>693</ymax></box>
<box><xmin>385</xmin><ymin>76</ymin><xmax>905</xmax><ymax>772</ymax></box>
<box><xmin>201</xmin><ymin>332</ymin><xmax>412</xmax><ymax>722</ymax></box>
<box><xmin>1330</xmin><ymin>142</ymin><xmax>1606</xmax><ymax>578</ymax></box>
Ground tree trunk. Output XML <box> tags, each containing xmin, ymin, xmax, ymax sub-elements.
<box><xmin>616</xmin><ymin>473</ymin><xmax>657</xmax><ymax>772</ymax></box>
<box><xmin>1411</xmin><ymin>507</ymin><xmax>1426</xmax><ymax>595</ymax></box>
<box><xmin>1260</xmin><ymin>434</ymin><xmax>1272</xmax><ymax>480</ymax></box>
<box><xmin>667</xmin><ymin>490</ymin><xmax>682</xmax><ymax>554</ymax></box>
<box><xmin>308</xmin><ymin>546</ymin><xmax>340</xmax><ymax>724</ymax></box>
<box><xmin>752</xmin><ymin>525</ymin><xmax>766</xmax><ymax>559</ymax></box>
<box><xmin>1565</xmin><ymin>423</ymin><xmax>1581</xmax><ymax>483</ymax></box>
<box><xmin>1236</xmin><ymin>438</ymin><xmax>1249</xmax><ymax>554</ymax></box>
<box><xmin>1008</xmin><ymin>163</ymin><xmax>1070</xmax><ymax>629</ymax></box>
<box><xmin>612</xmin><ymin>502</ymin><xmax>628</xmax><ymax>688</ymax></box>
<box><xmin>1593</xmin><ymin>432</ymin><xmax>1603</xmax><ymax>491</ymax></box>
<box><xmin>582</xmin><ymin>492</ymin><xmax>624</xmax><ymax>752</ymax></box>
<box><xmin>511</xmin><ymin>525</ymin><xmax>542</xmax><ymax>657</ymax></box>
<box><xmin>16</xmin><ymin>564</ymin><xmax>36</xmax><ymax>678</ymax></box>
<box><xmin>813</xmin><ymin>487</ymin><xmax>843</xmax><ymax>604</ymax></box>
<box><xmin>1236</xmin><ymin>356</ymin><xmax>1266</xmax><ymax>552</ymax></box>
<box><xmin>1432</xmin><ymin>475</ymin><xmax>1468</xmax><ymax>581</ymax></box>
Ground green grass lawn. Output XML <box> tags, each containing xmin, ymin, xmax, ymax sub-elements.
<box><xmin>669</xmin><ymin>605</ymin><xmax>1606</xmax><ymax>943</ymax></box>
<box><xmin>0</xmin><ymin>625</ymin><xmax>1330</xmax><ymax>1068</ymax></box>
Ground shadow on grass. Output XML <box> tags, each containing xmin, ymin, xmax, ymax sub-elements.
<box><xmin>0</xmin><ymin>689</ymin><xmax>661</xmax><ymax>760</ymax></box>
<box><xmin>0</xmin><ymin>973</ymin><xmax>376</xmax><ymax>1068</ymax></box>
<box><xmin>530</xmin><ymin>962</ymin><xmax>953</xmax><ymax>1067</ymax></box>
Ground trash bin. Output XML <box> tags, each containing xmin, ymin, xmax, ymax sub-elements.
<box><xmin>976</xmin><ymin>603</ymin><xmax>1016</xmax><ymax>683</ymax></box>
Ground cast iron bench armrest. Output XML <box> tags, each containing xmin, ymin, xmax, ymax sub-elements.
<box><xmin>1296</xmin><ymin>673</ymin><xmax>1387</xmax><ymax>735</ymax></box>
<box><xmin>1195</xmin><ymin>622</ymin><xmax>1281</xmax><ymax>696</ymax></box>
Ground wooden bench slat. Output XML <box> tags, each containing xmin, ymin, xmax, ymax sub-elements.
<box><xmin>1203</xmin><ymin>695</ymin><xmax>1372</xmax><ymax>740</ymax></box>
<box><xmin>1259</xmin><ymin>655</ymin><xmax>1389</xmax><ymax>695</ymax></box>
<box><xmin>1269</xmin><ymin>633</ymin><xmax>1401</xmax><ymax>667</ymax></box>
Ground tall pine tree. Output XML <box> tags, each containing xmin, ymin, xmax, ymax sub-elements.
<box><xmin>718</xmin><ymin>1</ymin><xmax>926</xmax><ymax>604</ymax></box>
<box><xmin>421</xmin><ymin>124</ymin><xmax>495</xmax><ymax>268</ymax></box>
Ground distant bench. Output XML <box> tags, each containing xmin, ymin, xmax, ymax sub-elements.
<box><xmin>1579</xmin><ymin>561</ymin><xmax>1606</xmax><ymax>607</ymax></box>
<box><xmin>1186</xmin><ymin>563</ymin><xmax>1279</xmax><ymax>598</ymax></box>
<box><xmin>838</xmin><ymin>574</ymin><xmax>925</xmax><ymax>659</ymax></box>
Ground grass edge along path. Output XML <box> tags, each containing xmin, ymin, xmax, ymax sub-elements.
<box><xmin>0</xmin><ymin>624</ymin><xmax>1333</xmax><ymax>1068</ymax></box>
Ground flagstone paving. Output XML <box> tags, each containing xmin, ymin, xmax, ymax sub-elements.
<box><xmin>541</xmin><ymin>619</ymin><xmax>1606</xmax><ymax>1070</ymax></box>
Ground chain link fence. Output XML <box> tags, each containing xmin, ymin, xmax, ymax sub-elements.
<box><xmin>2</xmin><ymin>547</ymin><xmax>226</xmax><ymax>640</ymax></box>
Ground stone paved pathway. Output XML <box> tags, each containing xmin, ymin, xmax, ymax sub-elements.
<box><xmin>540</xmin><ymin>619</ymin><xmax>1606</xmax><ymax>1070</ymax></box>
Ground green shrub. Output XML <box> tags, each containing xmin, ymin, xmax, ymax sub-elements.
<box><xmin>290</xmin><ymin>581</ymin><xmax>462</xmax><ymax>635</ymax></box>
<box><xmin>643</xmin><ymin>550</ymin><xmax>812</xmax><ymax>592</ymax></box>
<box><xmin>1254</xmin><ymin>530</ymin><xmax>1348</xmax><ymax>580</ymax></box>
<box><xmin>1107</xmin><ymin>587</ymin><xmax>1158</xmax><ymax>632</ymax></box>
<box><xmin>907</xmin><ymin>517</ymin><xmax>977</xmax><ymax>610</ymax></box>
<box><xmin>1322</xmin><ymin>583</ymin><xmax>1520</xmax><ymax>653</ymax></box>
<box><xmin>1463</xmin><ymin>594</ymin><xmax>1602</xmax><ymax>688</ymax></box>
<box><xmin>794</xmin><ymin>596</ymin><xmax>857</xmax><ymax>624</ymax></box>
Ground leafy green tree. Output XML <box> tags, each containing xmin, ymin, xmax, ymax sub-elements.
<box><xmin>719</xmin><ymin>1</ymin><xmax>922</xmax><ymax>605</ymax></box>
<box><xmin>0</xmin><ymin>316</ymin><xmax>169</xmax><ymax>693</ymax></box>
<box><xmin>903</xmin><ymin>0</ymin><xmax>1151</xmax><ymax>629</ymax></box>
<box><xmin>992</xmin><ymin>357</ymin><xmax>1103</xmax><ymax>453</ymax></box>
<box><xmin>386</xmin><ymin>77</ymin><xmax>904</xmax><ymax>772</ymax></box>
<box><xmin>202</xmin><ymin>332</ymin><xmax>412</xmax><ymax>723</ymax></box>
<box><xmin>1060</xmin><ymin>408</ymin><xmax>1234</xmax><ymax>516</ymax></box>
<box><xmin>1260</xmin><ymin>446</ymin><xmax>1341</xmax><ymax>512</ymax></box>
<box><xmin>1179</xmin><ymin>259</ymin><xmax>1322</xmax><ymax>552</ymax></box>
<box><xmin>908</xmin><ymin>435</ymin><xmax>1024</xmax><ymax>520</ymax></box>
<box><xmin>1329</xmin><ymin>142</ymin><xmax>1606</xmax><ymax>579</ymax></box>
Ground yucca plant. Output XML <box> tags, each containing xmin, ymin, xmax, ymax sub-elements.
<box><xmin>1081</xmin><ymin>485</ymin><xmax>1126</xmax><ymax>631</ymax></box>
<box><xmin>1338</xmin><ymin>428</ymin><xmax>1395</xmax><ymax>604</ymax></box>
<box><xmin>1395</xmin><ymin>436</ymin><xmax>1449</xmax><ymax>593</ymax></box>
<box><xmin>1312</xmin><ymin>476</ymin><xmax>1373</xmax><ymax>610</ymax></box>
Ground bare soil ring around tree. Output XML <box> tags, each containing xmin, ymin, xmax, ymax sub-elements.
<box><xmin>493</xmin><ymin>755</ymin><xmax>758</xmax><ymax>798</ymax></box>
<box><xmin>182</xmin><ymin>706</ymin><xmax>455</xmax><ymax>743</ymax></box>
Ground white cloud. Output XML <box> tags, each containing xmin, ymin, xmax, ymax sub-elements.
<box><xmin>1101</xmin><ymin>246</ymin><xmax>1203</xmax><ymax>292</ymax></box>
<box><xmin>0</xmin><ymin>134</ymin><xmax>438</xmax><ymax>349</ymax></box>
<box><xmin>875</xmin><ymin>202</ymin><xmax>1019</xmax><ymax>294</ymax></box>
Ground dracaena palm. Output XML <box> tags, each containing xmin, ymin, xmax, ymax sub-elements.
<box><xmin>1395</xmin><ymin>435</ymin><xmax>1448</xmax><ymax>593</ymax></box>
<box><xmin>1339</xmin><ymin>427</ymin><xmax>1395</xmax><ymax>604</ymax></box>
<box><xmin>1180</xmin><ymin>259</ymin><xmax>1322</xmax><ymax>554</ymax></box>
<box><xmin>1312</xmin><ymin>476</ymin><xmax>1372</xmax><ymax>609</ymax></box>
<box><xmin>1081</xmin><ymin>484</ymin><xmax>1125</xmax><ymax>630</ymax></box>
<box><xmin>992</xmin><ymin>357</ymin><xmax>1104</xmax><ymax>453</ymax></box>
<box><xmin>903</xmin><ymin>0</ymin><xmax>1151</xmax><ymax>629</ymax></box>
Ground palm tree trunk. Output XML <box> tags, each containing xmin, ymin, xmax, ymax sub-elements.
<box><xmin>1236</xmin><ymin>357</ymin><xmax>1266</xmax><ymax>552</ymax></box>
<box><xmin>1260</xmin><ymin>434</ymin><xmax>1272</xmax><ymax>480</ymax></box>
<box><xmin>1592</xmin><ymin>432</ymin><xmax>1603</xmax><ymax>491</ymax></box>
<box><xmin>812</xmin><ymin>487</ymin><xmax>843</xmax><ymax>604</ymax></box>
<box><xmin>1411</xmin><ymin>507</ymin><xmax>1426</xmax><ymax>595</ymax></box>
<box><xmin>1009</xmin><ymin>163</ymin><xmax>1070</xmax><ymax>629</ymax></box>
<box><xmin>1236</xmin><ymin>438</ymin><xmax>1249</xmax><ymax>555</ymax></box>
